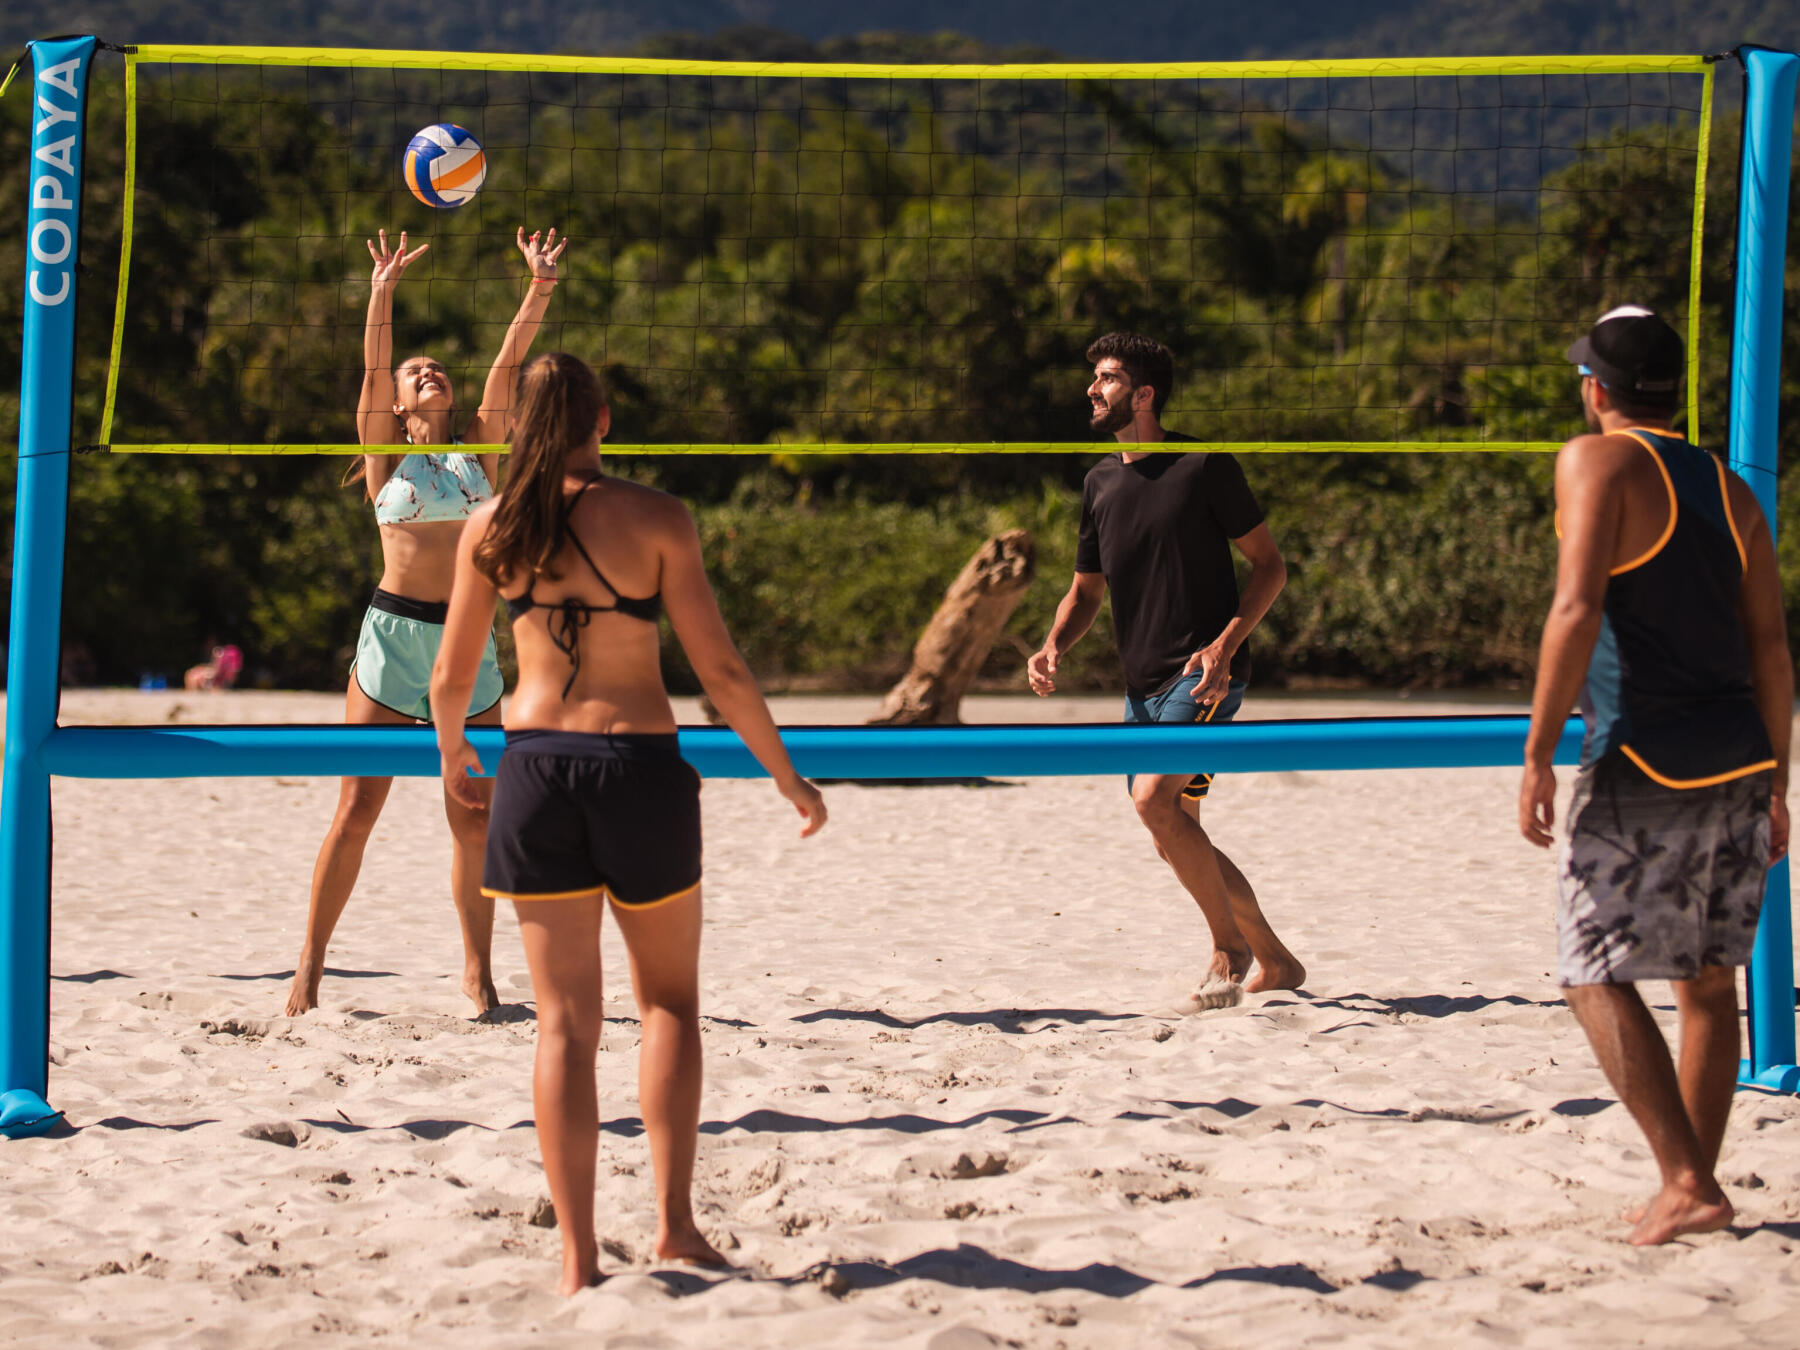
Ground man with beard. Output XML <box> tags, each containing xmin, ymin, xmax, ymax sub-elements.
<box><xmin>1520</xmin><ymin>306</ymin><xmax>1790</xmax><ymax>1244</ymax></box>
<box><xmin>1028</xmin><ymin>332</ymin><xmax>1303</xmax><ymax>1009</ymax></box>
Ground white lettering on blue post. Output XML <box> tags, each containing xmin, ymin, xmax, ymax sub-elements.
<box><xmin>26</xmin><ymin>57</ymin><xmax>81</xmax><ymax>308</ymax></box>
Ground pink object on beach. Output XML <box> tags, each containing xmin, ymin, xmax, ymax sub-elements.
<box><xmin>211</xmin><ymin>645</ymin><xmax>243</xmax><ymax>688</ymax></box>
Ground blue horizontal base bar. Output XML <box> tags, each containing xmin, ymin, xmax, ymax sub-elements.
<box><xmin>1738</xmin><ymin>1059</ymin><xmax>1800</xmax><ymax>1093</ymax></box>
<box><xmin>40</xmin><ymin>714</ymin><xmax>1583</xmax><ymax>780</ymax></box>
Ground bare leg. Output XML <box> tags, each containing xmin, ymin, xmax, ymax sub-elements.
<box><xmin>442</xmin><ymin>699</ymin><xmax>503</xmax><ymax>1018</ymax></box>
<box><xmin>1133</xmin><ymin>773</ymin><xmax>1251</xmax><ymax>984</ymax></box>
<box><xmin>1672</xmin><ymin>966</ymin><xmax>1742</xmax><ymax>1177</ymax></box>
<box><xmin>610</xmin><ymin>889</ymin><xmax>726</xmax><ymax>1267</ymax></box>
<box><xmin>514</xmin><ymin>895</ymin><xmax>606</xmax><ymax>1295</ymax></box>
<box><xmin>1564</xmin><ymin>981</ymin><xmax>1733</xmax><ymax>1245</ymax></box>
<box><xmin>1191</xmin><ymin>799</ymin><xmax>1305</xmax><ymax>993</ymax></box>
<box><xmin>286</xmin><ymin>679</ymin><xmax>407</xmax><ymax>1016</ymax></box>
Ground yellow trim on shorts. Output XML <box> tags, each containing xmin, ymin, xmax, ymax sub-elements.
<box><xmin>607</xmin><ymin>880</ymin><xmax>702</xmax><ymax>912</ymax></box>
<box><xmin>482</xmin><ymin>883</ymin><xmax>607</xmax><ymax>903</ymax></box>
<box><xmin>1610</xmin><ymin>431</ymin><xmax>1678</xmax><ymax>575</ymax></box>
<box><xmin>1619</xmin><ymin>745</ymin><xmax>1778</xmax><ymax>790</ymax></box>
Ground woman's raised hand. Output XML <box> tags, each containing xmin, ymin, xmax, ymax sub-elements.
<box><xmin>368</xmin><ymin>229</ymin><xmax>429</xmax><ymax>286</ymax></box>
<box><xmin>518</xmin><ymin>226</ymin><xmax>569</xmax><ymax>284</ymax></box>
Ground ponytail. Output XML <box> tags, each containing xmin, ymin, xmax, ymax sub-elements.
<box><xmin>473</xmin><ymin>352</ymin><xmax>606</xmax><ymax>587</ymax></box>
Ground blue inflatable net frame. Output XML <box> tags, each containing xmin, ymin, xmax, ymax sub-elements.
<box><xmin>3</xmin><ymin>40</ymin><xmax>1797</xmax><ymax>1140</ymax></box>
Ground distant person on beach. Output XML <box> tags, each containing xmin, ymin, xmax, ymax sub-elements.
<box><xmin>286</xmin><ymin>226</ymin><xmax>564</xmax><ymax>1020</ymax></box>
<box><xmin>431</xmin><ymin>352</ymin><xmax>826</xmax><ymax>1292</ymax></box>
<box><xmin>1520</xmin><ymin>306</ymin><xmax>1790</xmax><ymax>1246</ymax></box>
<box><xmin>183</xmin><ymin>639</ymin><xmax>243</xmax><ymax>691</ymax></box>
<box><xmin>1027</xmin><ymin>332</ymin><xmax>1303</xmax><ymax>1010</ymax></box>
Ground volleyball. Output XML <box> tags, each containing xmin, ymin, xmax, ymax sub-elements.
<box><xmin>403</xmin><ymin>124</ymin><xmax>486</xmax><ymax>209</ymax></box>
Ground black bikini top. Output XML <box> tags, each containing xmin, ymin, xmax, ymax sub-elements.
<box><xmin>502</xmin><ymin>475</ymin><xmax>662</xmax><ymax>698</ymax></box>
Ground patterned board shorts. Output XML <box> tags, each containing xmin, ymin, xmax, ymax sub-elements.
<box><xmin>1556</xmin><ymin>757</ymin><xmax>1772</xmax><ymax>987</ymax></box>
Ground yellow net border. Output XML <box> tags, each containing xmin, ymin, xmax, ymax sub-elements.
<box><xmin>96</xmin><ymin>45</ymin><xmax>1720</xmax><ymax>457</ymax></box>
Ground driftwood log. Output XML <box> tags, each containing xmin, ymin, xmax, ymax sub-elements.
<box><xmin>868</xmin><ymin>529</ymin><xmax>1036</xmax><ymax>726</ymax></box>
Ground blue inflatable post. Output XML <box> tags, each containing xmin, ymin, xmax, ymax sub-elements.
<box><xmin>1730</xmin><ymin>47</ymin><xmax>1800</xmax><ymax>1093</ymax></box>
<box><xmin>0</xmin><ymin>36</ymin><xmax>96</xmax><ymax>1139</ymax></box>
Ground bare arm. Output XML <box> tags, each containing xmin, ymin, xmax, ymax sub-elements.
<box><xmin>357</xmin><ymin>230</ymin><xmax>429</xmax><ymax>496</ymax></box>
<box><xmin>1182</xmin><ymin>521</ymin><xmax>1287</xmax><ymax>705</ymax></box>
<box><xmin>432</xmin><ymin>503</ymin><xmax>502</xmax><ymax>807</ymax></box>
<box><xmin>1519</xmin><ymin>437</ymin><xmax>1623</xmax><ymax>846</ymax></box>
<box><xmin>466</xmin><ymin>227</ymin><xmax>568</xmax><ymax>451</ymax></box>
<box><xmin>659</xmin><ymin>500</ymin><xmax>826</xmax><ymax>836</ymax></box>
<box><xmin>1027</xmin><ymin>571</ymin><xmax>1106</xmax><ymax>696</ymax></box>
<box><xmin>1730</xmin><ymin>478</ymin><xmax>1792</xmax><ymax>863</ymax></box>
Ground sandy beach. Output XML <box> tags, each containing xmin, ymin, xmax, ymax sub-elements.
<box><xmin>5</xmin><ymin>688</ymin><xmax>1799</xmax><ymax>1348</ymax></box>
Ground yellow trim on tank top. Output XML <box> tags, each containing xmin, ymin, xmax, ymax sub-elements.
<box><xmin>1713</xmin><ymin>456</ymin><xmax>1749</xmax><ymax>571</ymax></box>
<box><xmin>1619</xmin><ymin>745</ymin><xmax>1777</xmax><ymax>790</ymax></box>
<box><xmin>1610</xmin><ymin>430</ymin><xmax>1679</xmax><ymax>575</ymax></box>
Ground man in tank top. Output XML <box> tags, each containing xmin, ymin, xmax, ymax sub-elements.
<box><xmin>1520</xmin><ymin>306</ymin><xmax>1792</xmax><ymax>1246</ymax></box>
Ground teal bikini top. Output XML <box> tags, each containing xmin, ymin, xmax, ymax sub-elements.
<box><xmin>374</xmin><ymin>443</ymin><xmax>492</xmax><ymax>525</ymax></box>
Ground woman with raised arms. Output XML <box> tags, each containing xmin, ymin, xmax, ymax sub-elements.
<box><xmin>430</xmin><ymin>351</ymin><xmax>826</xmax><ymax>1291</ymax></box>
<box><xmin>286</xmin><ymin>226</ymin><xmax>567</xmax><ymax>1019</ymax></box>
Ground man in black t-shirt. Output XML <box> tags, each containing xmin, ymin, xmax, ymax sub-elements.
<box><xmin>1028</xmin><ymin>333</ymin><xmax>1304</xmax><ymax>1008</ymax></box>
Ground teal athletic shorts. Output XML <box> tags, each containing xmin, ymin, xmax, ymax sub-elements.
<box><xmin>353</xmin><ymin>588</ymin><xmax>503</xmax><ymax>721</ymax></box>
<box><xmin>1123</xmin><ymin>674</ymin><xmax>1247</xmax><ymax>801</ymax></box>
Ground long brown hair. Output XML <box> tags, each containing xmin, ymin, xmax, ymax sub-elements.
<box><xmin>473</xmin><ymin>352</ymin><xmax>607</xmax><ymax>588</ymax></box>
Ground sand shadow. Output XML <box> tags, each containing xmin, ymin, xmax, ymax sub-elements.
<box><xmin>51</xmin><ymin>969</ymin><xmax>133</xmax><ymax>983</ymax></box>
<box><xmin>216</xmin><ymin>968</ymin><xmax>401</xmax><ymax>982</ymax></box>
<box><xmin>807</xmin><ymin>1245</ymin><xmax>1158</xmax><ymax>1297</ymax></box>
<box><xmin>800</xmin><ymin>1246</ymin><xmax>1353</xmax><ymax>1299</ymax></box>
<box><xmin>794</xmin><ymin>1007</ymin><xmax>1139</xmax><ymax>1033</ymax></box>
<box><xmin>1549</xmin><ymin>1097</ymin><xmax>1615</xmax><ymax>1117</ymax></box>
<box><xmin>587</xmin><ymin>1106</ymin><xmax>1055</xmax><ymax>1140</ymax></box>
<box><xmin>1262</xmin><ymin>993</ymin><xmax>1566</xmax><ymax>1018</ymax></box>
<box><xmin>89</xmin><ymin>1116</ymin><xmax>219</xmax><ymax>1132</ymax></box>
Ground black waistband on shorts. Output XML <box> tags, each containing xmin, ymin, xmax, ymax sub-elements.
<box><xmin>504</xmin><ymin>728</ymin><xmax>683</xmax><ymax>762</ymax></box>
<box><xmin>370</xmin><ymin>587</ymin><xmax>449</xmax><ymax>625</ymax></box>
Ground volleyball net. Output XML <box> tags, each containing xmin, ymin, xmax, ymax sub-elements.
<box><xmin>92</xmin><ymin>46</ymin><xmax>1720</xmax><ymax>457</ymax></box>
<box><xmin>4</xmin><ymin>39</ymin><xmax>1797</xmax><ymax>1139</ymax></box>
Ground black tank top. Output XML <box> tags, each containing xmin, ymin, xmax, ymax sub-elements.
<box><xmin>1578</xmin><ymin>428</ymin><xmax>1774</xmax><ymax>787</ymax></box>
<box><xmin>502</xmin><ymin>476</ymin><xmax>662</xmax><ymax>699</ymax></box>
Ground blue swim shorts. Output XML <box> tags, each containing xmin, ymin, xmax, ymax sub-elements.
<box><xmin>1123</xmin><ymin>675</ymin><xmax>1247</xmax><ymax>801</ymax></box>
<box><xmin>353</xmin><ymin>588</ymin><xmax>504</xmax><ymax>722</ymax></box>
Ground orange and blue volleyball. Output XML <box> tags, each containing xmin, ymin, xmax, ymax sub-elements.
<box><xmin>403</xmin><ymin>124</ymin><xmax>486</xmax><ymax>209</ymax></box>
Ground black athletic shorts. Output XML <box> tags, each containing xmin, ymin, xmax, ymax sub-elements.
<box><xmin>481</xmin><ymin>730</ymin><xmax>702</xmax><ymax>908</ymax></box>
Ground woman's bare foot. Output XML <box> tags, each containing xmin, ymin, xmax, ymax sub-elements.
<box><xmin>463</xmin><ymin>968</ymin><xmax>500</xmax><ymax>1019</ymax></box>
<box><xmin>655</xmin><ymin>1224</ymin><xmax>730</xmax><ymax>1268</ymax></box>
<box><xmin>1628</xmin><ymin>1184</ymin><xmax>1733</xmax><ymax>1246</ymax></box>
<box><xmin>284</xmin><ymin>955</ymin><xmax>323</xmax><ymax>1016</ymax></box>
<box><xmin>558</xmin><ymin>1262</ymin><xmax>604</xmax><ymax>1296</ymax></box>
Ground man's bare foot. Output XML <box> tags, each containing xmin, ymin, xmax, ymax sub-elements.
<box><xmin>655</xmin><ymin>1225</ymin><xmax>730</xmax><ymax>1268</ymax></box>
<box><xmin>1208</xmin><ymin>946</ymin><xmax>1253</xmax><ymax>986</ymax></box>
<box><xmin>284</xmin><ymin>956</ymin><xmax>323</xmax><ymax>1017</ymax></box>
<box><xmin>463</xmin><ymin>969</ymin><xmax>500</xmax><ymax>1020</ymax></box>
<box><xmin>1627</xmin><ymin>1184</ymin><xmax>1733</xmax><ymax>1246</ymax></box>
<box><xmin>1244</xmin><ymin>953</ymin><xmax>1306</xmax><ymax>995</ymax></box>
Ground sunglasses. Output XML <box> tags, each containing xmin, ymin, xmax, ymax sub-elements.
<box><xmin>1576</xmin><ymin>363</ymin><xmax>1609</xmax><ymax>389</ymax></box>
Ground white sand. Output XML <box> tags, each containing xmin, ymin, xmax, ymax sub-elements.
<box><xmin>5</xmin><ymin>689</ymin><xmax>1800</xmax><ymax>1348</ymax></box>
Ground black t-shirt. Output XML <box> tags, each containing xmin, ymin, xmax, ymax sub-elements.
<box><xmin>1075</xmin><ymin>436</ymin><xmax>1265</xmax><ymax>697</ymax></box>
